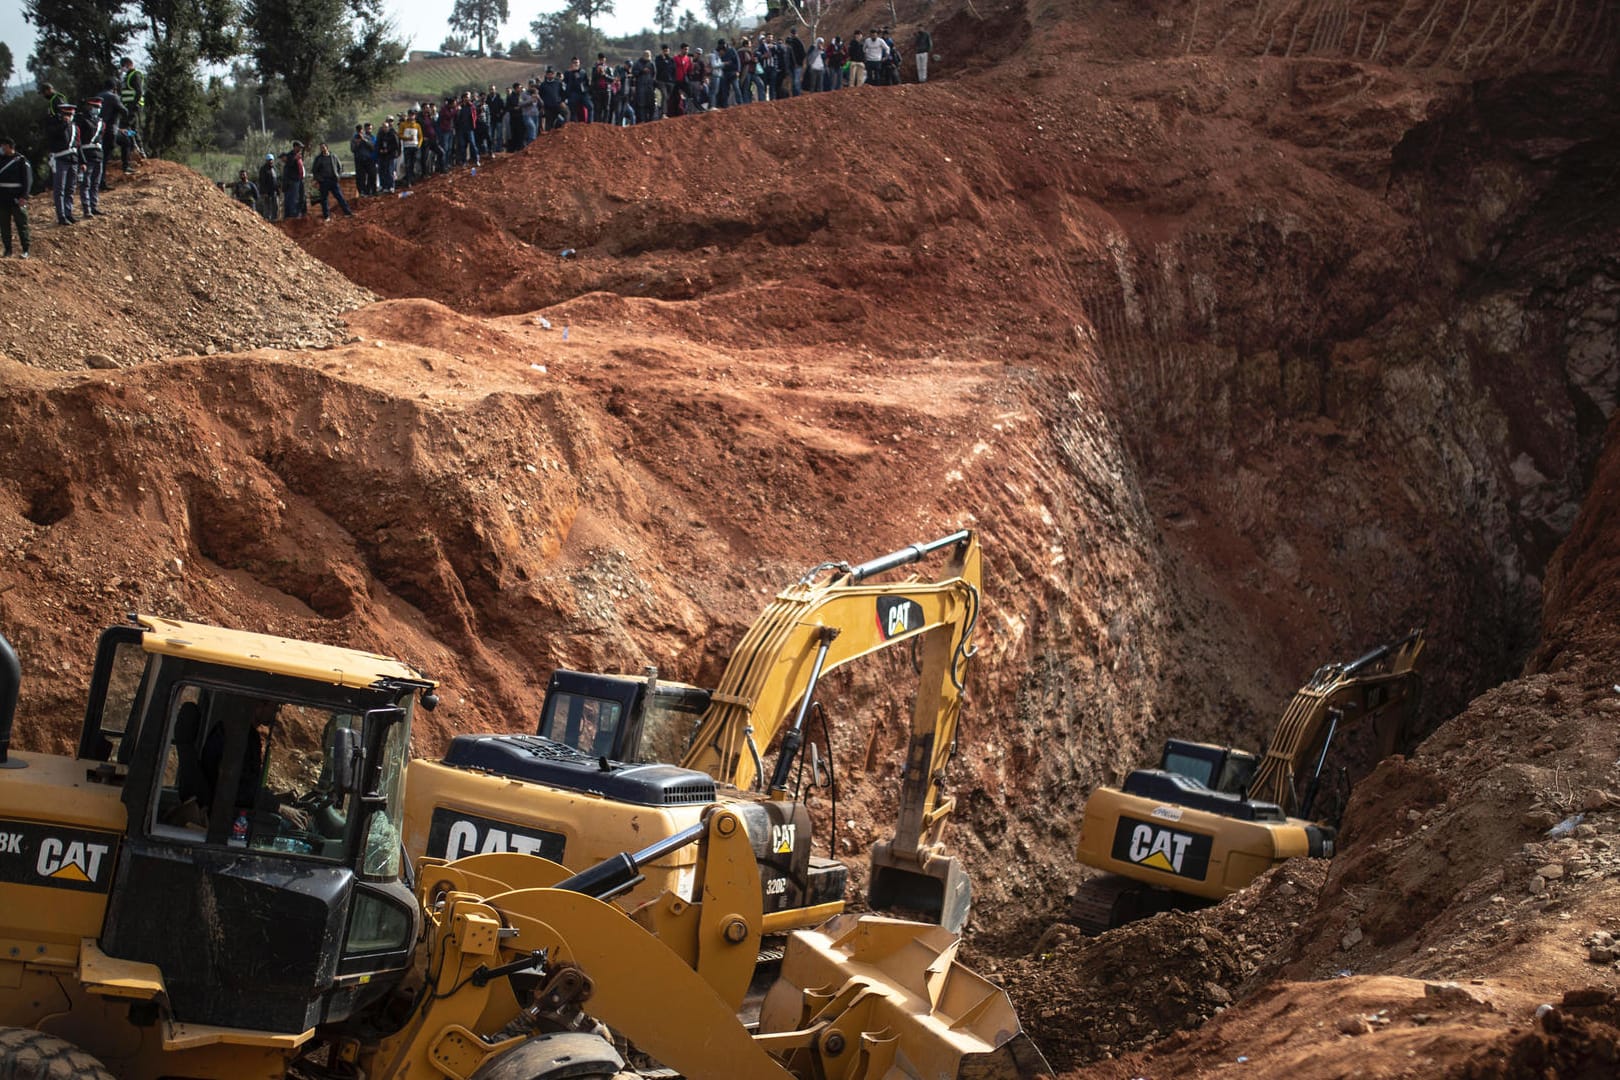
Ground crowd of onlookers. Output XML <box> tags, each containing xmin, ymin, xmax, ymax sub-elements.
<box><xmin>232</xmin><ymin>25</ymin><xmax>935</xmax><ymax>220</ymax></box>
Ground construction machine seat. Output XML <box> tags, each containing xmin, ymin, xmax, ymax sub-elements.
<box><xmin>1121</xmin><ymin>769</ymin><xmax>1288</xmax><ymax>822</ymax></box>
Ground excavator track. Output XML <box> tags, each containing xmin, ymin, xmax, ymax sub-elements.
<box><xmin>1070</xmin><ymin>874</ymin><xmax>1211</xmax><ymax>935</ymax></box>
<box><xmin>1069</xmin><ymin>874</ymin><xmax>1145</xmax><ymax>935</ymax></box>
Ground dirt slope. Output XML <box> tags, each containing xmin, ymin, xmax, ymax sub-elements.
<box><xmin>0</xmin><ymin>163</ymin><xmax>368</xmax><ymax>368</ymax></box>
<box><xmin>0</xmin><ymin>1</ymin><xmax>1617</xmax><ymax>1077</ymax></box>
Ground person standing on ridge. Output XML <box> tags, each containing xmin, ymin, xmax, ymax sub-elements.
<box><xmin>118</xmin><ymin>57</ymin><xmax>145</xmax><ymax>165</ymax></box>
<box><xmin>375</xmin><ymin>116</ymin><xmax>400</xmax><ymax>192</ymax></box>
<box><xmin>45</xmin><ymin>101</ymin><xmax>83</xmax><ymax>226</ymax></box>
<box><xmin>310</xmin><ymin>143</ymin><xmax>352</xmax><ymax>219</ymax></box>
<box><xmin>256</xmin><ymin>153</ymin><xmax>280</xmax><ymax>220</ymax></box>
<box><xmin>230</xmin><ymin>168</ymin><xmax>257</xmax><ymax>209</ymax></box>
<box><xmin>95</xmin><ymin>81</ymin><xmax>126</xmax><ymax>186</ymax></box>
<box><xmin>349</xmin><ymin>124</ymin><xmax>375</xmax><ymax>195</ymax></box>
<box><xmin>399</xmin><ymin>110</ymin><xmax>422</xmax><ymax>186</ymax></box>
<box><xmin>76</xmin><ymin>98</ymin><xmax>108</xmax><ymax>218</ymax></box>
<box><xmin>914</xmin><ymin>26</ymin><xmax>933</xmax><ymax>82</ymax></box>
<box><xmin>0</xmin><ymin>136</ymin><xmax>33</xmax><ymax>258</ymax></box>
<box><xmin>281</xmin><ymin>141</ymin><xmax>306</xmax><ymax>219</ymax></box>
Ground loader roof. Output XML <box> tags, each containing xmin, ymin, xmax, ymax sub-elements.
<box><xmin>135</xmin><ymin>614</ymin><xmax>433</xmax><ymax>689</ymax></box>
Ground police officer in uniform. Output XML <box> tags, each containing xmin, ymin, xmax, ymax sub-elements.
<box><xmin>45</xmin><ymin>101</ymin><xmax>83</xmax><ymax>225</ymax></box>
<box><xmin>0</xmin><ymin>136</ymin><xmax>33</xmax><ymax>258</ymax></box>
<box><xmin>119</xmin><ymin>57</ymin><xmax>145</xmax><ymax>171</ymax></box>
<box><xmin>77</xmin><ymin>98</ymin><xmax>108</xmax><ymax>218</ymax></box>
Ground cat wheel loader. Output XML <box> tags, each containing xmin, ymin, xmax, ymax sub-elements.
<box><xmin>0</xmin><ymin>614</ymin><xmax>1048</xmax><ymax>1078</ymax></box>
<box><xmin>1071</xmin><ymin>630</ymin><xmax>1425</xmax><ymax>934</ymax></box>
<box><xmin>405</xmin><ymin>530</ymin><xmax>983</xmax><ymax>934</ymax></box>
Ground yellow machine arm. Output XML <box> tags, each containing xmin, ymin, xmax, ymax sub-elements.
<box><xmin>678</xmin><ymin>532</ymin><xmax>982</xmax><ymax>928</ymax></box>
<box><xmin>682</xmin><ymin>531</ymin><xmax>981</xmax><ymax>795</ymax></box>
<box><xmin>1247</xmin><ymin>629</ymin><xmax>1425</xmax><ymax>816</ymax></box>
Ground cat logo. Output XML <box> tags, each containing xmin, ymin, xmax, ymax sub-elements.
<box><xmin>875</xmin><ymin>596</ymin><xmax>924</xmax><ymax>640</ymax></box>
<box><xmin>425</xmin><ymin>808</ymin><xmax>565</xmax><ymax>863</ymax></box>
<box><xmin>0</xmin><ymin>820</ymin><xmax>119</xmax><ymax>894</ymax></box>
<box><xmin>1127</xmin><ymin>825</ymin><xmax>1193</xmax><ymax>873</ymax></box>
<box><xmin>37</xmin><ymin>838</ymin><xmax>110</xmax><ymax>884</ymax></box>
<box><xmin>771</xmin><ymin>822</ymin><xmax>796</xmax><ymax>854</ymax></box>
<box><xmin>1110</xmin><ymin>815</ymin><xmax>1213</xmax><ymax>880</ymax></box>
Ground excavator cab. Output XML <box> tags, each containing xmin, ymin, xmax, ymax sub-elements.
<box><xmin>1158</xmin><ymin>739</ymin><xmax>1260</xmax><ymax>795</ymax></box>
<box><xmin>537</xmin><ymin>667</ymin><xmax>712</xmax><ymax>764</ymax></box>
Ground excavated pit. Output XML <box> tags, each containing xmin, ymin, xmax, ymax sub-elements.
<box><xmin>0</xmin><ymin>1</ymin><xmax>1618</xmax><ymax>1076</ymax></box>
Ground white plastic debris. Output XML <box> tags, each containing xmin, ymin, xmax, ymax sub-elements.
<box><xmin>1546</xmin><ymin>814</ymin><xmax>1585</xmax><ymax>838</ymax></box>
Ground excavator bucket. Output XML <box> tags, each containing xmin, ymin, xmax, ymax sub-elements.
<box><xmin>760</xmin><ymin>913</ymin><xmax>1051</xmax><ymax>1079</ymax></box>
<box><xmin>868</xmin><ymin>844</ymin><xmax>972</xmax><ymax>934</ymax></box>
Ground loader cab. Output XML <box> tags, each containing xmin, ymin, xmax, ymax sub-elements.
<box><xmin>537</xmin><ymin>668</ymin><xmax>711</xmax><ymax>764</ymax></box>
<box><xmin>1158</xmin><ymin>739</ymin><xmax>1259</xmax><ymax>796</ymax></box>
<box><xmin>78</xmin><ymin>617</ymin><xmax>434</xmax><ymax>1035</ymax></box>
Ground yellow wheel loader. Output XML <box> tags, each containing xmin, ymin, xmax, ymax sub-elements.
<box><xmin>0</xmin><ymin>615</ymin><xmax>1047</xmax><ymax>1079</ymax></box>
<box><xmin>405</xmin><ymin>530</ymin><xmax>983</xmax><ymax>934</ymax></box>
<box><xmin>1071</xmin><ymin>630</ymin><xmax>1425</xmax><ymax>933</ymax></box>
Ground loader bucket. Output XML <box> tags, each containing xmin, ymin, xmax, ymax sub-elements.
<box><xmin>761</xmin><ymin>913</ymin><xmax>1052</xmax><ymax>1079</ymax></box>
<box><xmin>868</xmin><ymin>844</ymin><xmax>972</xmax><ymax>933</ymax></box>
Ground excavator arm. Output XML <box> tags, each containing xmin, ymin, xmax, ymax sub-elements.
<box><xmin>1246</xmin><ymin>629</ymin><xmax>1425</xmax><ymax>816</ymax></box>
<box><xmin>680</xmin><ymin>531</ymin><xmax>982</xmax><ymax>929</ymax></box>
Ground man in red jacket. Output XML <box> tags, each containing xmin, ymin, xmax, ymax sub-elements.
<box><xmin>670</xmin><ymin>42</ymin><xmax>694</xmax><ymax>117</ymax></box>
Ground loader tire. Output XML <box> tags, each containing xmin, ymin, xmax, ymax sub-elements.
<box><xmin>0</xmin><ymin>1027</ymin><xmax>117</xmax><ymax>1080</ymax></box>
<box><xmin>469</xmin><ymin>1030</ymin><xmax>627</xmax><ymax>1079</ymax></box>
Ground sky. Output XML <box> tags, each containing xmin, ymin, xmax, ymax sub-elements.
<box><xmin>0</xmin><ymin>2</ymin><xmax>689</xmax><ymax>90</ymax></box>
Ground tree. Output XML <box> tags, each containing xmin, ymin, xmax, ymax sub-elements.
<box><xmin>567</xmin><ymin>0</ymin><xmax>614</xmax><ymax>34</ymax></box>
<box><xmin>653</xmin><ymin>0</ymin><xmax>675</xmax><ymax>37</ymax></box>
<box><xmin>702</xmin><ymin>0</ymin><xmax>744</xmax><ymax>39</ymax></box>
<box><xmin>677</xmin><ymin>8</ymin><xmax>698</xmax><ymax>36</ymax></box>
<box><xmin>440</xmin><ymin>33</ymin><xmax>469</xmax><ymax>53</ymax></box>
<box><xmin>780</xmin><ymin>0</ymin><xmax>838</xmax><ymax>38</ymax></box>
<box><xmin>245</xmin><ymin>0</ymin><xmax>405</xmax><ymax>146</ymax></box>
<box><xmin>0</xmin><ymin>43</ymin><xmax>13</xmax><ymax>98</ymax></box>
<box><xmin>529</xmin><ymin>9</ymin><xmax>597</xmax><ymax>67</ymax></box>
<box><xmin>23</xmin><ymin>0</ymin><xmax>139</xmax><ymax>101</ymax></box>
<box><xmin>447</xmin><ymin>0</ymin><xmax>508</xmax><ymax>58</ymax></box>
<box><xmin>137</xmin><ymin>0</ymin><xmax>243</xmax><ymax>157</ymax></box>
<box><xmin>507</xmin><ymin>37</ymin><xmax>534</xmax><ymax>59</ymax></box>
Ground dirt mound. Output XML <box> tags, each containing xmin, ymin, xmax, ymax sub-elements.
<box><xmin>0</xmin><ymin>161</ymin><xmax>368</xmax><ymax>369</ymax></box>
<box><xmin>1449</xmin><ymin>990</ymin><xmax>1620</xmax><ymax>1080</ymax></box>
<box><xmin>976</xmin><ymin>861</ymin><xmax>1328</xmax><ymax>1070</ymax></box>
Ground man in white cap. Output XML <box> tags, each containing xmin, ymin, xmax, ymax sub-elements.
<box><xmin>45</xmin><ymin>101</ymin><xmax>83</xmax><ymax>225</ymax></box>
<box><xmin>256</xmin><ymin>153</ymin><xmax>280</xmax><ymax>220</ymax></box>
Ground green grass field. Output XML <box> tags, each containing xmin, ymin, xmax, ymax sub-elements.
<box><xmin>371</xmin><ymin>57</ymin><xmax>544</xmax><ymax>118</ymax></box>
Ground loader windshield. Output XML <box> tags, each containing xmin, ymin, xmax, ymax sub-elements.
<box><xmin>149</xmin><ymin>681</ymin><xmax>415</xmax><ymax>866</ymax></box>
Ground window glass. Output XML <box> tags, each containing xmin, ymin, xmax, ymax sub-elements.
<box><xmin>92</xmin><ymin>639</ymin><xmax>150</xmax><ymax>763</ymax></box>
<box><xmin>637</xmin><ymin>698</ymin><xmax>700</xmax><ymax>764</ymax></box>
<box><xmin>1162</xmin><ymin>750</ymin><xmax>1217</xmax><ymax>788</ymax></box>
<box><xmin>345</xmin><ymin>889</ymin><xmax>411</xmax><ymax>954</ymax></box>
<box><xmin>541</xmin><ymin>692</ymin><xmax>622</xmax><ymax>757</ymax></box>
<box><xmin>361</xmin><ymin>715</ymin><xmax>410</xmax><ymax>878</ymax></box>
<box><xmin>150</xmin><ymin>685</ymin><xmax>361</xmax><ymax>862</ymax></box>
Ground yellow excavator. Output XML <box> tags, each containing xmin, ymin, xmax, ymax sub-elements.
<box><xmin>0</xmin><ymin>614</ymin><xmax>1047</xmax><ymax>1078</ymax></box>
<box><xmin>1071</xmin><ymin>630</ymin><xmax>1425</xmax><ymax>933</ymax></box>
<box><xmin>404</xmin><ymin>530</ymin><xmax>983</xmax><ymax>934</ymax></box>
